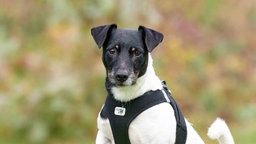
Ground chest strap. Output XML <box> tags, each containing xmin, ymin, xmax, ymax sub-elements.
<box><xmin>100</xmin><ymin>82</ymin><xmax>187</xmax><ymax>144</ymax></box>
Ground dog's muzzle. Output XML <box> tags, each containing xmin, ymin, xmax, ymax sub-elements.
<box><xmin>115</xmin><ymin>69</ymin><xmax>129</xmax><ymax>83</ymax></box>
<box><xmin>108</xmin><ymin>70</ymin><xmax>137</xmax><ymax>86</ymax></box>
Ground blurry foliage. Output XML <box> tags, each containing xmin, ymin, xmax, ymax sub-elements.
<box><xmin>0</xmin><ymin>0</ymin><xmax>255</xmax><ymax>143</ymax></box>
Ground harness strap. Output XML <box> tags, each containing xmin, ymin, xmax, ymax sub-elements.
<box><xmin>162</xmin><ymin>81</ymin><xmax>187</xmax><ymax>144</ymax></box>
<box><xmin>100</xmin><ymin>81</ymin><xmax>187</xmax><ymax>144</ymax></box>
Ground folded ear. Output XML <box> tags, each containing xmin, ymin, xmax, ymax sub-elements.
<box><xmin>138</xmin><ymin>26</ymin><xmax>164</xmax><ymax>52</ymax></box>
<box><xmin>91</xmin><ymin>24</ymin><xmax>117</xmax><ymax>48</ymax></box>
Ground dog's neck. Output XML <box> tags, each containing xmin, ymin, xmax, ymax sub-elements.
<box><xmin>110</xmin><ymin>54</ymin><xmax>163</xmax><ymax>102</ymax></box>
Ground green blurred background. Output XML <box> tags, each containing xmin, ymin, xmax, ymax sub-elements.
<box><xmin>0</xmin><ymin>0</ymin><xmax>255</xmax><ymax>143</ymax></box>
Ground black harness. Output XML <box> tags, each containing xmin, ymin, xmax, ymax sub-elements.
<box><xmin>100</xmin><ymin>81</ymin><xmax>187</xmax><ymax>144</ymax></box>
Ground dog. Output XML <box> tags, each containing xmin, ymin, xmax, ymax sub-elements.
<box><xmin>91</xmin><ymin>24</ymin><xmax>234</xmax><ymax>144</ymax></box>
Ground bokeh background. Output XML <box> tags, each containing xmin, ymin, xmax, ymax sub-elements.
<box><xmin>0</xmin><ymin>0</ymin><xmax>256</xmax><ymax>143</ymax></box>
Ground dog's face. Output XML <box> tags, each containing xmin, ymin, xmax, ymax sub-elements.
<box><xmin>102</xmin><ymin>29</ymin><xmax>148</xmax><ymax>86</ymax></box>
<box><xmin>91</xmin><ymin>24</ymin><xmax>163</xmax><ymax>87</ymax></box>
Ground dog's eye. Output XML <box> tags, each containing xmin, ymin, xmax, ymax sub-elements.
<box><xmin>134</xmin><ymin>50</ymin><xmax>142</xmax><ymax>56</ymax></box>
<box><xmin>131</xmin><ymin>48</ymin><xmax>142</xmax><ymax>57</ymax></box>
<box><xmin>108</xmin><ymin>48</ymin><xmax>117</xmax><ymax>55</ymax></box>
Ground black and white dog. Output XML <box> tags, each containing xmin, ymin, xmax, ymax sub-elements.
<box><xmin>91</xmin><ymin>24</ymin><xmax>234</xmax><ymax>144</ymax></box>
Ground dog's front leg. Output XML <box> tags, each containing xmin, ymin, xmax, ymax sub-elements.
<box><xmin>96</xmin><ymin>111</ymin><xmax>114</xmax><ymax>144</ymax></box>
<box><xmin>96</xmin><ymin>130</ymin><xmax>112</xmax><ymax>144</ymax></box>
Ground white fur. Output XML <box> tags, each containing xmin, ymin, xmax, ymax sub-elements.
<box><xmin>208</xmin><ymin>118</ymin><xmax>235</xmax><ymax>144</ymax></box>
<box><xmin>96</xmin><ymin>53</ymin><xmax>234</xmax><ymax>144</ymax></box>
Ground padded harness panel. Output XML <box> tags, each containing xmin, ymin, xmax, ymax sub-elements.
<box><xmin>100</xmin><ymin>81</ymin><xmax>187</xmax><ymax>144</ymax></box>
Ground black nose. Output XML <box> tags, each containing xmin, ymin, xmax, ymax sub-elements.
<box><xmin>115</xmin><ymin>71</ymin><xmax>128</xmax><ymax>82</ymax></box>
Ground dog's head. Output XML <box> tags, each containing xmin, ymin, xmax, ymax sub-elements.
<box><xmin>91</xmin><ymin>24</ymin><xmax>163</xmax><ymax>87</ymax></box>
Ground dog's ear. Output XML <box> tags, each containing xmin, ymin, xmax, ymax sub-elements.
<box><xmin>91</xmin><ymin>24</ymin><xmax>117</xmax><ymax>48</ymax></box>
<box><xmin>138</xmin><ymin>26</ymin><xmax>163</xmax><ymax>52</ymax></box>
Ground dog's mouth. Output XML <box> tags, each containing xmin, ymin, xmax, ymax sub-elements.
<box><xmin>107</xmin><ymin>70</ymin><xmax>138</xmax><ymax>87</ymax></box>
